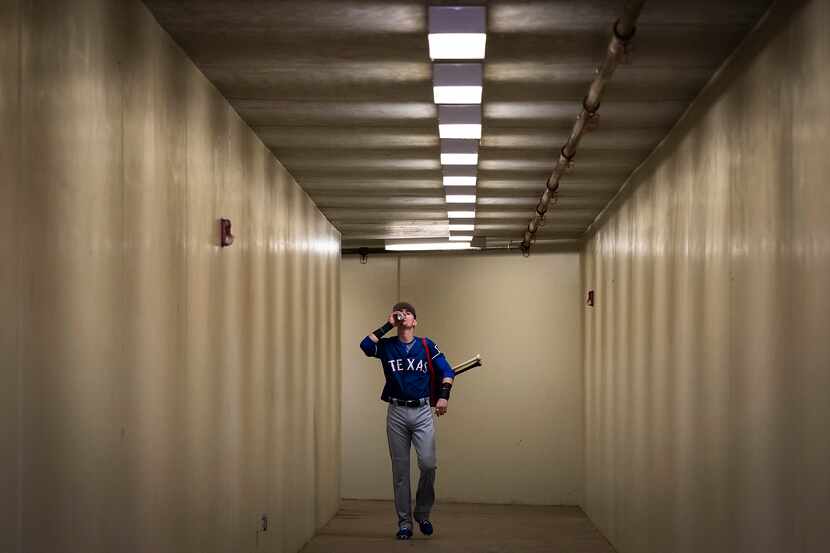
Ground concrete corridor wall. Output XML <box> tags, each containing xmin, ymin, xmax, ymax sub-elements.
<box><xmin>582</xmin><ymin>1</ymin><xmax>830</xmax><ymax>552</ymax></box>
<box><xmin>0</xmin><ymin>1</ymin><xmax>341</xmax><ymax>552</ymax></box>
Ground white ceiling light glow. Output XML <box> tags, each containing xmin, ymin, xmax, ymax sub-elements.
<box><xmin>444</xmin><ymin>186</ymin><xmax>476</xmax><ymax>205</ymax></box>
<box><xmin>443</xmin><ymin>175</ymin><xmax>477</xmax><ymax>186</ymax></box>
<box><xmin>438</xmin><ymin>105</ymin><xmax>481</xmax><ymax>139</ymax></box>
<box><xmin>448</xmin><ymin>210</ymin><xmax>476</xmax><ymax>219</ymax></box>
<box><xmin>434</xmin><ymin>86</ymin><xmax>483</xmax><ymax>104</ymax></box>
<box><xmin>448</xmin><ymin>223</ymin><xmax>474</xmax><ymax>231</ymax></box>
<box><xmin>445</xmin><ymin>194</ymin><xmax>477</xmax><ymax>203</ymax></box>
<box><xmin>442</xmin><ymin>166</ymin><xmax>477</xmax><ymax>187</ymax></box>
<box><xmin>433</xmin><ymin>63</ymin><xmax>483</xmax><ymax>104</ymax></box>
<box><xmin>428</xmin><ymin>7</ymin><xmax>487</xmax><ymax>60</ymax></box>
<box><xmin>428</xmin><ymin>34</ymin><xmax>486</xmax><ymax>60</ymax></box>
<box><xmin>449</xmin><ymin>235</ymin><xmax>474</xmax><ymax>241</ymax></box>
<box><xmin>386</xmin><ymin>241</ymin><xmax>472</xmax><ymax>252</ymax></box>
<box><xmin>440</xmin><ymin>138</ymin><xmax>479</xmax><ymax>165</ymax></box>
<box><xmin>441</xmin><ymin>153</ymin><xmax>478</xmax><ymax>164</ymax></box>
<box><xmin>438</xmin><ymin>124</ymin><xmax>481</xmax><ymax>139</ymax></box>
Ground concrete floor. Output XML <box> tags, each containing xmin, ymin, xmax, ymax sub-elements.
<box><xmin>299</xmin><ymin>499</ymin><xmax>616</xmax><ymax>553</ymax></box>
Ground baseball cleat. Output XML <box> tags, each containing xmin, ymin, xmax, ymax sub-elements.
<box><xmin>417</xmin><ymin>519</ymin><xmax>434</xmax><ymax>536</ymax></box>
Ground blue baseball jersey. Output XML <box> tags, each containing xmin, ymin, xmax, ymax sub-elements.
<box><xmin>360</xmin><ymin>335</ymin><xmax>454</xmax><ymax>401</ymax></box>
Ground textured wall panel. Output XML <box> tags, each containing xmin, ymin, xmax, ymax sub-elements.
<box><xmin>20</xmin><ymin>1</ymin><xmax>126</xmax><ymax>550</ymax></box>
<box><xmin>0</xmin><ymin>1</ymin><xmax>21</xmax><ymax>551</ymax></box>
<box><xmin>583</xmin><ymin>1</ymin><xmax>830</xmax><ymax>552</ymax></box>
<box><xmin>339</xmin><ymin>255</ymin><xmax>399</xmax><ymax>500</ymax></box>
<box><xmin>5</xmin><ymin>1</ymin><xmax>341</xmax><ymax>552</ymax></box>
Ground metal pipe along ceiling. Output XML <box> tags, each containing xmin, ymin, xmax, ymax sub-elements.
<box><xmin>520</xmin><ymin>0</ymin><xmax>647</xmax><ymax>255</ymax></box>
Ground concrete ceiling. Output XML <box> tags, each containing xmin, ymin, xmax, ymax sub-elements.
<box><xmin>143</xmin><ymin>0</ymin><xmax>772</xmax><ymax>252</ymax></box>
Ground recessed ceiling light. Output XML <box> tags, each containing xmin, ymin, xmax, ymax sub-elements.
<box><xmin>445</xmin><ymin>194</ymin><xmax>477</xmax><ymax>203</ymax></box>
<box><xmin>448</xmin><ymin>210</ymin><xmax>476</xmax><ymax>219</ymax></box>
<box><xmin>440</xmin><ymin>138</ymin><xmax>478</xmax><ymax>166</ymax></box>
<box><xmin>433</xmin><ymin>64</ymin><xmax>483</xmax><ymax>104</ymax></box>
<box><xmin>428</xmin><ymin>34</ymin><xmax>487</xmax><ymax>60</ymax></box>
<box><xmin>448</xmin><ymin>224</ymin><xmax>474</xmax><ymax>231</ymax></box>
<box><xmin>434</xmin><ymin>86</ymin><xmax>483</xmax><ymax>104</ymax></box>
<box><xmin>440</xmin><ymin>153</ymin><xmax>478</xmax><ymax>165</ymax></box>
<box><xmin>449</xmin><ymin>235</ymin><xmax>474</xmax><ymax>241</ymax></box>
<box><xmin>428</xmin><ymin>7</ymin><xmax>487</xmax><ymax>60</ymax></box>
<box><xmin>442</xmin><ymin>168</ymin><xmax>477</xmax><ymax>185</ymax></box>
<box><xmin>438</xmin><ymin>105</ymin><xmax>481</xmax><ymax>139</ymax></box>
<box><xmin>443</xmin><ymin>175</ymin><xmax>477</xmax><ymax>186</ymax></box>
<box><xmin>438</xmin><ymin>124</ymin><xmax>481</xmax><ymax>139</ymax></box>
<box><xmin>385</xmin><ymin>241</ymin><xmax>472</xmax><ymax>251</ymax></box>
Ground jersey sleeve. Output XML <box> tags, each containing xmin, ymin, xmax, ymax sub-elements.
<box><xmin>359</xmin><ymin>335</ymin><xmax>381</xmax><ymax>358</ymax></box>
<box><xmin>427</xmin><ymin>339</ymin><xmax>455</xmax><ymax>380</ymax></box>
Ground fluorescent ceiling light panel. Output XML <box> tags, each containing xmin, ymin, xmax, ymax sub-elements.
<box><xmin>428</xmin><ymin>34</ymin><xmax>487</xmax><ymax>60</ymax></box>
<box><xmin>434</xmin><ymin>86</ymin><xmax>483</xmax><ymax>104</ymax></box>
<box><xmin>440</xmin><ymin>153</ymin><xmax>478</xmax><ymax>165</ymax></box>
<box><xmin>428</xmin><ymin>7</ymin><xmax>487</xmax><ymax>60</ymax></box>
<box><xmin>445</xmin><ymin>194</ymin><xmax>477</xmax><ymax>203</ymax></box>
<box><xmin>448</xmin><ymin>224</ymin><xmax>474</xmax><ymax>231</ymax></box>
<box><xmin>433</xmin><ymin>63</ymin><xmax>483</xmax><ymax>104</ymax></box>
<box><xmin>447</xmin><ymin>210</ymin><xmax>476</xmax><ymax>219</ymax></box>
<box><xmin>439</xmin><ymin>124</ymin><xmax>481</xmax><ymax>139</ymax></box>
<box><xmin>443</xmin><ymin>175</ymin><xmax>477</xmax><ymax>186</ymax></box>
<box><xmin>442</xmin><ymin>165</ymin><xmax>477</xmax><ymax>186</ymax></box>
<box><xmin>386</xmin><ymin>242</ymin><xmax>472</xmax><ymax>252</ymax></box>
<box><xmin>444</xmin><ymin>187</ymin><xmax>476</xmax><ymax>202</ymax></box>
<box><xmin>438</xmin><ymin>105</ymin><xmax>482</xmax><ymax>139</ymax></box>
<box><xmin>440</xmin><ymin>138</ymin><xmax>479</xmax><ymax>165</ymax></box>
<box><xmin>449</xmin><ymin>235</ymin><xmax>474</xmax><ymax>241</ymax></box>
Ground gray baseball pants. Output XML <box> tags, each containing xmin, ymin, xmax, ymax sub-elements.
<box><xmin>386</xmin><ymin>401</ymin><xmax>437</xmax><ymax>530</ymax></box>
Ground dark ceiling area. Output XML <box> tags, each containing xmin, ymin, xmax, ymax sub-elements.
<box><xmin>143</xmin><ymin>0</ymin><xmax>772</xmax><ymax>252</ymax></box>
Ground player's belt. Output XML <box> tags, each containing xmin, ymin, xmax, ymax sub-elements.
<box><xmin>387</xmin><ymin>397</ymin><xmax>429</xmax><ymax>407</ymax></box>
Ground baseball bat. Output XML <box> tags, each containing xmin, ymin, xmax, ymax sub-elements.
<box><xmin>452</xmin><ymin>354</ymin><xmax>482</xmax><ymax>376</ymax></box>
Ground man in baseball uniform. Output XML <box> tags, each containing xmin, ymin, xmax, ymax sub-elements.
<box><xmin>359</xmin><ymin>301</ymin><xmax>455</xmax><ymax>540</ymax></box>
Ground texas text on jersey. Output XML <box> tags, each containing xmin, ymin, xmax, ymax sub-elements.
<box><xmin>359</xmin><ymin>335</ymin><xmax>454</xmax><ymax>401</ymax></box>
